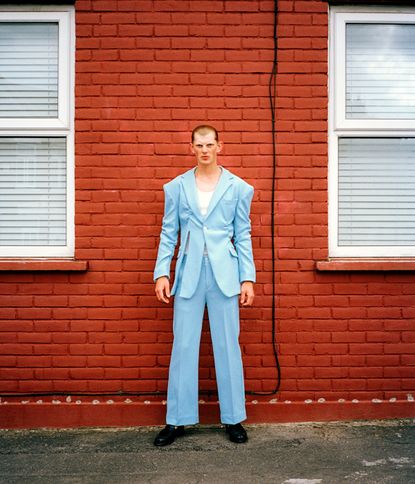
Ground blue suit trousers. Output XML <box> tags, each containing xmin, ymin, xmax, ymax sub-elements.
<box><xmin>166</xmin><ymin>254</ymin><xmax>247</xmax><ymax>426</ymax></box>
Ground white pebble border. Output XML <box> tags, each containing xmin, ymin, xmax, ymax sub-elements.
<box><xmin>0</xmin><ymin>394</ymin><xmax>413</xmax><ymax>405</ymax></box>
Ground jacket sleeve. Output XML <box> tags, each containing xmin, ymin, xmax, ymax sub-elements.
<box><xmin>153</xmin><ymin>182</ymin><xmax>179</xmax><ymax>281</ymax></box>
<box><xmin>233</xmin><ymin>182</ymin><xmax>256</xmax><ymax>283</ymax></box>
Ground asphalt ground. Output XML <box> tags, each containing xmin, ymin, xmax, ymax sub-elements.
<box><xmin>0</xmin><ymin>419</ymin><xmax>414</xmax><ymax>483</ymax></box>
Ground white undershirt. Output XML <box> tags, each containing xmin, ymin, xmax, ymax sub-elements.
<box><xmin>184</xmin><ymin>188</ymin><xmax>214</xmax><ymax>255</ymax></box>
<box><xmin>197</xmin><ymin>187</ymin><xmax>214</xmax><ymax>216</ymax></box>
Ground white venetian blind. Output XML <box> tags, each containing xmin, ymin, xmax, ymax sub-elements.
<box><xmin>0</xmin><ymin>22</ymin><xmax>58</xmax><ymax>118</ymax></box>
<box><xmin>0</xmin><ymin>137</ymin><xmax>66</xmax><ymax>246</ymax></box>
<box><xmin>338</xmin><ymin>138</ymin><xmax>415</xmax><ymax>246</ymax></box>
<box><xmin>346</xmin><ymin>23</ymin><xmax>415</xmax><ymax>119</ymax></box>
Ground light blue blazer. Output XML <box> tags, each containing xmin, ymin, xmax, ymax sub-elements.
<box><xmin>153</xmin><ymin>166</ymin><xmax>256</xmax><ymax>299</ymax></box>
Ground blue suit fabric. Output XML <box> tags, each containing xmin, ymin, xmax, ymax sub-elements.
<box><xmin>153</xmin><ymin>166</ymin><xmax>256</xmax><ymax>425</ymax></box>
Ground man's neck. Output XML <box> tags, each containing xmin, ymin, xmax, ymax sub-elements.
<box><xmin>195</xmin><ymin>163</ymin><xmax>221</xmax><ymax>179</ymax></box>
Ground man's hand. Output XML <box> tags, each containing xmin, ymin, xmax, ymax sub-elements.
<box><xmin>240</xmin><ymin>281</ymin><xmax>255</xmax><ymax>307</ymax></box>
<box><xmin>155</xmin><ymin>276</ymin><xmax>171</xmax><ymax>304</ymax></box>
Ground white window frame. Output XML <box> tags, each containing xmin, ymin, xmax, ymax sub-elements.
<box><xmin>329</xmin><ymin>6</ymin><xmax>415</xmax><ymax>258</ymax></box>
<box><xmin>0</xmin><ymin>5</ymin><xmax>75</xmax><ymax>258</ymax></box>
<box><xmin>0</xmin><ymin>10</ymin><xmax>71</xmax><ymax>130</ymax></box>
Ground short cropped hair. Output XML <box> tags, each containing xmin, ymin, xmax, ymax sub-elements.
<box><xmin>191</xmin><ymin>125</ymin><xmax>219</xmax><ymax>143</ymax></box>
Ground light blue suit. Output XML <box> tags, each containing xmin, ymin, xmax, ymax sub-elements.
<box><xmin>154</xmin><ymin>166</ymin><xmax>256</xmax><ymax>425</ymax></box>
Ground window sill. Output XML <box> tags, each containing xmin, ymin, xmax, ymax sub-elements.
<box><xmin>0</xmin><ymin>259</ymin><xmax>88</xmax><ymax>272</ymax></box>
<box><xmin>316</xmin><ymin>259</ymin><xmax>415</xmax><ymax>272</ymax></box>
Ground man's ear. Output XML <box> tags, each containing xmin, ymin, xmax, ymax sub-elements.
<box><xmin>217</xmin><ymin>141</ymin><xmax>223</xmax><ymax>153</ymax></box>
<box><xmin>190</xmin><ymin>142</ymin><xmax>195</xmax><ymax>154</ymax></box>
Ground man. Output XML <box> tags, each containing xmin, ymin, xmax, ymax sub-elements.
<box><xmin>153</xmin><ymin>125</ymin><xmax>255</xmax><ymax>446</ymax></box>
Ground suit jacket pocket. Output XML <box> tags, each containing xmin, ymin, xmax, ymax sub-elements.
<box><xmin>229</xmin><ymin>244</ymin><xmax>238</xmax><ymax>257</ymax></box>
<box><xmin>221</xmin><ymin>198</ymin><xmax>237</xmax><ymax>223</ymax></box>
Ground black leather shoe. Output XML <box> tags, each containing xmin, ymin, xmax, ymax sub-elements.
<box><xmin>225</xmin><ymin>423</ymin><xmax>248</xmax><ymax>443</ymax></box>
<box><xmin>154</xmin><ymin>425</ymin><xmax>185</xmax><ymax>446</ymax></box>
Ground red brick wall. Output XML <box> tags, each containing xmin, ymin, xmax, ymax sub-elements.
<box><xmin>0</xmin><ymin>0</ymin><xmax>414</xmax><ymax>425</ymax></box>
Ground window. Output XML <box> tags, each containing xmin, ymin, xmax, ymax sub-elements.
<box><xmin>0</xmin><ymin>7</ymin><xmax>74</xmax><ymax>257</ymax></box>
<box><xmin>329</xmin><ymin>7</ymin><xmax>415</xmax><ymax>257</ymax></box>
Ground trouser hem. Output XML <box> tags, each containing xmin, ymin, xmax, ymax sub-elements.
<box><xmin>220</xmin><ymin>413</ymin><xmax>247</xmax><ymax>425</ymax></box>
<box><xmin>166</xmin><ymin>415</ymin><xmax>199</xmax><ymax>426</ymax></box>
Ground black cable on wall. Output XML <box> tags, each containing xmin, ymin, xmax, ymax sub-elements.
<box><xmin>246</xmin><ymin>0</ymin><xmax>281</xmax><ymax>396</ymax></box>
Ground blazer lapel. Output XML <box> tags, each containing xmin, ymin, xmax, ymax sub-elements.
<box><xmin>204</xmin><ymin>166</ymin><xmax>233</xmax><ymax>220</ymax></box>
<box><xmin>180</xmin><ymin>168</ymin><xmax>204</xmax><ymax>223</ymax></box>
<box><xmin>180</xmin><ymin>166</ymin><xmax>234</xmax><ymax>222</ymax></box>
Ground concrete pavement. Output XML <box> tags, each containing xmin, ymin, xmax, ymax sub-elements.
<box><xmin>0</xmin><ymin>419</ymin><xmax>414</xmax><ymax>483</ymax></box>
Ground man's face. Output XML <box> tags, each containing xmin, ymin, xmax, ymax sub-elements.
<box><xmin>190</xmin><ymin>132</ymin><xmax>222</xmax><ymax>167</ymax></box>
